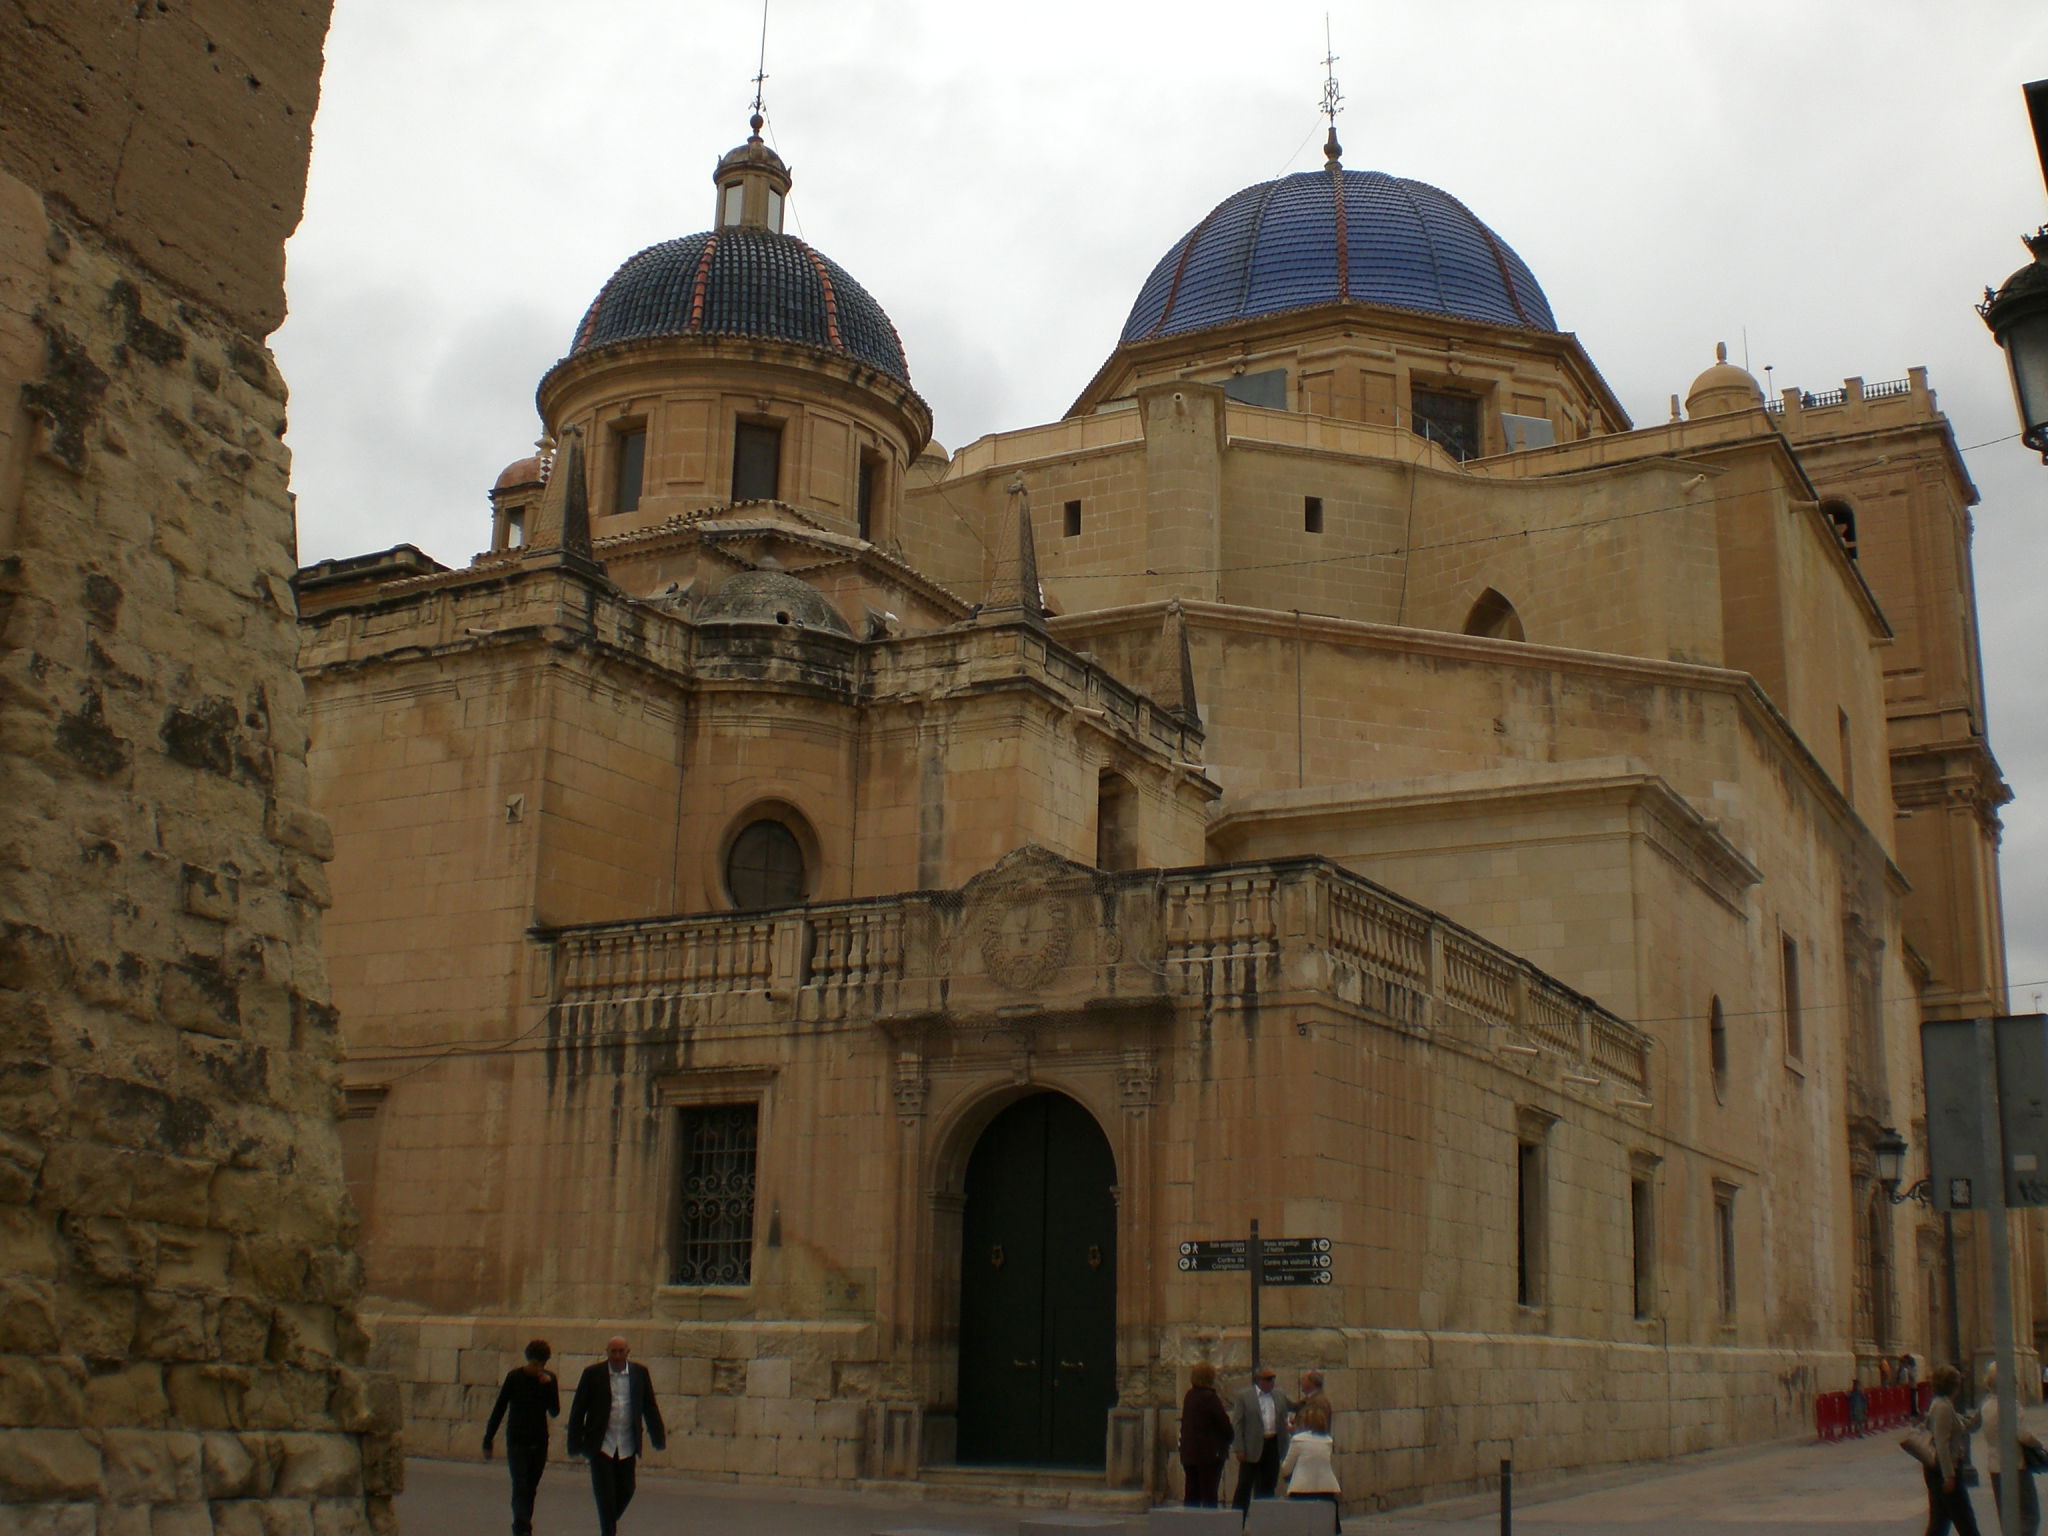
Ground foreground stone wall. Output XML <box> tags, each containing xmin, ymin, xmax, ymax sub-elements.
<box><xmin>0</xmin><ymin>3</ymin><xmax>399</xmax><ymax>1530</ymax></box>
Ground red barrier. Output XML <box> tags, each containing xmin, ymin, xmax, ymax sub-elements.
<box><xmin>1818</xmin><ymin>1382</ymin><xmax>1928</xmax><ymax>1441</ymax></box>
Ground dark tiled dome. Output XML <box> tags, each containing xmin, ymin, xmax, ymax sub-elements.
<box><xmin>1123</xmin><ymin>169</ymin><xmax>1555</xmax><ymax>342</ymax></box>
<box><xmin>570</xmin><ymin>227</ymin><xmax>910</xmax><ymax>384</ymax></box>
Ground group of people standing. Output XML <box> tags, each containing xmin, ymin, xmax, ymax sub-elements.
<box><xmin>480</xmin><ymin>1336</ymin><xmax>665</xmax><ymax>1536</ymax></box>
<box><xmin>1178</xmin><ymin>1363</ymin><xmax>1341</xmax><ymax>1528</ymax></box>
<box><xmin>1918</xmin><ymin>1361</ymin><xmax>2044</xmax><ymax>1536</ymax></box>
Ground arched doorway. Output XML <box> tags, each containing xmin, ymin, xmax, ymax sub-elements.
<box><xmin>956</xmin><ymin>1091</ymin><xmax>1117</xmax><ymax>1467</ymax></box>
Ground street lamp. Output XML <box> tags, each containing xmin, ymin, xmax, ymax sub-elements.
<box><xmin>1980</xmin><ymin>79</ymin><xmax>2048</xmax><ymax>462</ymax></box>
<box><xmin>1875</xmin><ymin>1124</ymin><xmax>1932</xmax><ymax>1206</ymax></box>
<box><xmin>1979</xmin><ymin>231</ymin><xmax>2048</xmax><ymax>462</ymax></box>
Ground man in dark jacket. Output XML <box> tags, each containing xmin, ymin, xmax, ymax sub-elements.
<box><xmin>565</xmin><ymin>1336</ymin><xmax>666</xmax><ymax>1536</ymax></box>
<box><xmin>482</xmin><ymin>1339</ymin><xmax>559</xmax><ymax>1536</ymax></box>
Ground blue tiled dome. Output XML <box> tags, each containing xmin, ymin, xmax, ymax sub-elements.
<box><xmin>571</xmin><ymin>227</ymin><xmax>910</xmax><ymax>384</ymax></box>
<box><xmin>1123</xmin><ymin>169</ymin><xmax>1555</xmax><ymax>342</ymax></box>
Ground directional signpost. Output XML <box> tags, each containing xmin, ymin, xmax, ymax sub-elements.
<box><xmin>1177</xmin><ymin>1223</ymin><xmax>1333</xmax><ymax>1369</ymax></box>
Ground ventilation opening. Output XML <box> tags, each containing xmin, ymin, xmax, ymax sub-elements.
<box><xmin>1064</xmin><ymin>500</ymin><xmax>1082</xmax><ymax>538</ymax></box>
<box><xmin>1463</xmin><ymin>588</ymin><xmax>1525</xmax><ymax>642</ymax></box>
<box><xmin>1303</xmin><ymin>496</ymin><xmax>1323</xmax><ymax>534</ymax></box>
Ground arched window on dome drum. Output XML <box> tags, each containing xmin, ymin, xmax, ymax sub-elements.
<box><xmin>857</xmin><ymin>452</ymin><xmax>880</xmax><ymax>541</ymax></box>
<box><xmin>1463</xmin><ymin>588</ymin><xmax>1525</xmax><ymax>642</ymax></box>
<box><xmin>613</xmin><ymin>426</ymin><xmax>646</xmax><ymax>515</ymax></box>
<box><xmin>733</xmin><ymin>420</ymin><xmax>782</xmax><ymax>503</ymax></box>
<box><xmin>726</xmin><ymin>818</ymin><xmax>806</xmax><ymax>910</ymax></box>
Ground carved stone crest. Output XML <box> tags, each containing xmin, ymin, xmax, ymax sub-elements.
<box><xmin>964</xmin><ymin>846</ymin><xmax>1091</xmax><ymax>994</ymax></box>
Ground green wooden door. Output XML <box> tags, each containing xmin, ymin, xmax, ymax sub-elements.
<box><xmin>956</xmin><ymin>1092</ymin><xmax>1117</xmax><ymax>1467</ymax></box>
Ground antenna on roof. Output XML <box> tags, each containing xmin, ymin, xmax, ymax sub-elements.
<box><xmin>749</xmin><ymin>0</ymin><xmax>771</xmax><ymax>134</ymax></box>
<box><xmin>1320</xmin><ymin>14</ymin><xmax>1344</xmax><ymax>168</ymax></box>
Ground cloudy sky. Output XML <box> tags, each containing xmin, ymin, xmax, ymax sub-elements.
<box><xmin>274</xmin><ymin>0</ymin><xmax>2048</xmax><ymax>1006</ymax></box>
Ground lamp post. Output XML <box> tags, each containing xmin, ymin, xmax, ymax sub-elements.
<box><xmin>1877</xmin><ymin>1125</ymin><xmax>1967</xmax><ymax>1393</ymax></box>
<box><xmin>1979</xmin><ymin>80</ymin><xmax>2048</xmax><ymax>461</ymax></box>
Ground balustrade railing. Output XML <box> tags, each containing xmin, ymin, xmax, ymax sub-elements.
<box><xmin>539</xmin><ymin>859</ymin><xmax>1648</xmax><ymax>1089</ymax></box>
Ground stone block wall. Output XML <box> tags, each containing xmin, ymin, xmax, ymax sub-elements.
<box><xmin>0</xmin><ymin>3</ymin><xmax>399</xmax><ymax>1530</ymax></box>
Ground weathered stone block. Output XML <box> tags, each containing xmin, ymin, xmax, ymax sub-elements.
<box><xmin>143</xmin><ymin>1503</ymin><xmax>214</xmax><ymax>1536</ymax></box>
<box><xmin>81</xmin><ymin>1360</ymin><xmax>169</xmax><ymax>1429</ymax></box>
<box><xmin>59</xmin><ymin>1215</ymin><xmax>157</xmax><ymax>1288</ymax></box>
<box><xmin>134</xmin><ymin>1291</ymin><xmax>208</xmax><ymax>1361</ymax></box>
<box><xmin>0</xmin><ymin>1502</ymin><xmax>99</xmax><ymax>1535</ymax></box>
<box><xmin>0</xmin><ymin>1428</ymin><xmax>101</xmax><ymax>1499</ymax></box>
<box><xmin>55</xmin><ymin>1282</ymin><xmax>138</xmax><ymax>1360</ymax></box>
<box><xmin>0</xmin><ymin>1355</ymin><xmax>85</xmax><ymax>1427</ymax></box>
<box><xmin>273</xmin><ymin>1431</ymin><xmax>362</xmax><ymax>1497</ymax></box>
<box><xmin>100</xmin><ymin>1428</ymin><xmax>201</xmax><ymax>1504</ymax></box>
<box><xmin>0</xmin><ymin>1278</ymin><xmax>59</xmax><ymax>1352</ymax></box>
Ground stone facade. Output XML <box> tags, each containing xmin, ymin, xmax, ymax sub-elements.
<box><xmin>0</xmin><ymin>4</ymin><xmax>400</xmax><ymax>1531</ymax></box>
<box><xmin>300</xmin><ymin>118</ymin><xmax>2015</xmax><ymax>1511</ymax></box>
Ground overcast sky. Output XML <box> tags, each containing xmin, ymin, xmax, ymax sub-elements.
<box><xmin>274</xmin><ymin>0</ymin><xmax>2048</xmax><ymax>1009</ymax></box>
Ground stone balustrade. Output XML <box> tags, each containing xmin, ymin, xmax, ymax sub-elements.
<box><xmin>539</xmin><ymin>855</ymin><xmax>1648</xmax><ymax>1090</ymax></box>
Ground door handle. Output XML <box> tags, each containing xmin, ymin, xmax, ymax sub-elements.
<box><xmin>1012</xmin><ymin>1358</ymin><xmax>1038</xmax><ymax>1369</ymax></box>
<box><xmin>1059</xmin><ymin>1359</ymin><xmax>1086</xmax><ymax>1370</ymax></box>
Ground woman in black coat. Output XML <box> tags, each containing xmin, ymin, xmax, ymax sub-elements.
<box><xmin>1179</xmin><ymin>1361</ymin><xmax>1234</xmax><ymax>1507</ymax></box>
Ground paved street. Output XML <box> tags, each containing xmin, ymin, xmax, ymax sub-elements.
<box><xmin>398</xmin><ymin>1416</ymin><xmax>2039</xmax><ymax>1535</ymax></box>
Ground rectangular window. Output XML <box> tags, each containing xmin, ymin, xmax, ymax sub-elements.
<box><xmin>1631</xmin><ymin>1177</ymin><xmax>1655</xmax><ymax>1320</ymax></box>
<box><xmin>1781</xmin><ymin>935</ymin><xmax>1803</xmax><ymax>1062</ymax></box>
<box><xmin>613</xmin><ymin>427</ymin><xmax>647</xmax><ymax>515</ymax></box>
<box><xmin>1714</xmin><ymin>1183</ymin><xmax>1738</xmax><ymax>1320</ymax></box>
<box><xmin>504</xmin><ymin>507</ymin><xmax>526</xmax><ymax>550</ymax></box>
<box><xmin>1411</xmin><ymin>387</ymin><xmax>1483</xmax><ymax>461</ymax></box>
<box><xmin>732</xmin><ymin>420</ymin><xmax>781</xmax><ymax>502</ymax></box>
<box><xmin>857</xmin><ymin>454</ymin><xmax>879</xmax><ymax>541</ymax></box>
<box><xmin>722</xmin><ymin>182</ymin><xmax>744</xmax><ymax>226</ymax></box>
<box><xmin>671</xmin><ymin>1103</ymin><xmax>758</xmax><ymax>1286</ymax></box>
<box><xmin>1303</xmin><ymin>495</ymin><xmax>1324</xmax><ymax>534</ymax></box>
<box><xmin>1064</xmin><ymin>499</ymin><xmax>1082</xmax><ymax>538</ymax></box>
<box><xmin>1517</xmin><ymin>1140</ymin><xmax>1545</xmax><ymax>1307</ymax></box>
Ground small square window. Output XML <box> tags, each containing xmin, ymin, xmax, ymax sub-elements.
<box><xmin>1064</xmin><ymin>500</ymin><xmax>1082</xmax><ymax>538</ymax></box>
<box><xmin>1304</xmin><ymin>496</ymin><xmax>1324</xmax><ymax>534</ymax></box>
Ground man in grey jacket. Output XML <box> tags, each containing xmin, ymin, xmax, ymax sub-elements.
<box><xmin>1229</xmin><ymin>1365</ymin><xmax>1293</xmax><ymax>1512</ymax></box>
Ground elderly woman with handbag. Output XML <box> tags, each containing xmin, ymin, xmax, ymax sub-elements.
<box><xmin>1910</xmin><ymin>1364</ymin><xmax>1984</xmax><ymax>1536</ymax></box>
<box><xmin>1979</xmin><ymin>1362</ymin><xmax>2042</xmax><ymax>1536</ymax></box>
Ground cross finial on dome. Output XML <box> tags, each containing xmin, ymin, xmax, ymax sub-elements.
<box><xmin>749</xmin><ymin>0</ymin><xmax>771</xmax><ymax>134</ymax></box>
<box><xmin>1320</xmin><ymin>16</ymin><xmax>1344</xmax><ymax>169</ymax></box>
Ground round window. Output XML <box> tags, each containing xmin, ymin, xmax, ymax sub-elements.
<box><xmin>725</xmin><ymin>819</ymin><xmax>806</xmax><ymax>910</ymax></box>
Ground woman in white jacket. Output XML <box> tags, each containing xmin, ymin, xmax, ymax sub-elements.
<box><xmin>1280</xmin><ymin>1400</ymin><xmax>1341</xmax><ymax>1532</ymax></box>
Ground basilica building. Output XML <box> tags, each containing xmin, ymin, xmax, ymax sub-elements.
<box><xmin>295</xmin><ymin>112</ymin><xmax>2014</xmax><ymax>1506</ymax></box>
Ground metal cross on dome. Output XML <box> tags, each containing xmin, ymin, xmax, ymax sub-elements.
<box><xmin>750</xmin><ymin>0</ymin><xmax>771</xmax><ymax>123</ymax></box>
<box><xmin>1320</xmin><ymin>20</ymin><xmax>1343</xmax><ymax>128</ymax></box>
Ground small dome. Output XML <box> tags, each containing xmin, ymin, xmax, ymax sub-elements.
<box><xmin>1685</xmin><ymin>343</ymin><xmax>1764</xmax><ymax>418</ymax></box>
<box><xmin>494</xmin><ymin>455</ymin><xmax>543</xmax><ymax>492</ymax></box>
<box><xmin>695</xmin><ymin>569</ymin><xmax>854</xmax><ymax>637</ymax></box>
<box><xmin>569</xmin><ymin>228</ymin><xmax>910</xmax><ymax>385</ymax></box>
<box><xmin>1123</xmin><ymin>169</ymin><xmax>1556</xmax><ymax>342</ymax></box>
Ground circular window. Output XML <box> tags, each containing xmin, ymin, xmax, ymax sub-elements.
<box><xmin>725</xmin><ymin>819</ymin><xmax>806</xmax><ymax>910</ymax></box>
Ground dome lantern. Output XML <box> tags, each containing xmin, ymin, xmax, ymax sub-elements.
<box><xmin>714</xmin><ymin>114</ymin><xmax>792</xmax><ymax>234</ymax></box>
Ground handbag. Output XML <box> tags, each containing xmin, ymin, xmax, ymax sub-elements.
<box><xmin>1901</xmin><ymin>1429</ymin><xmax>1937</xmax><ymax>1469</ymax></box>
